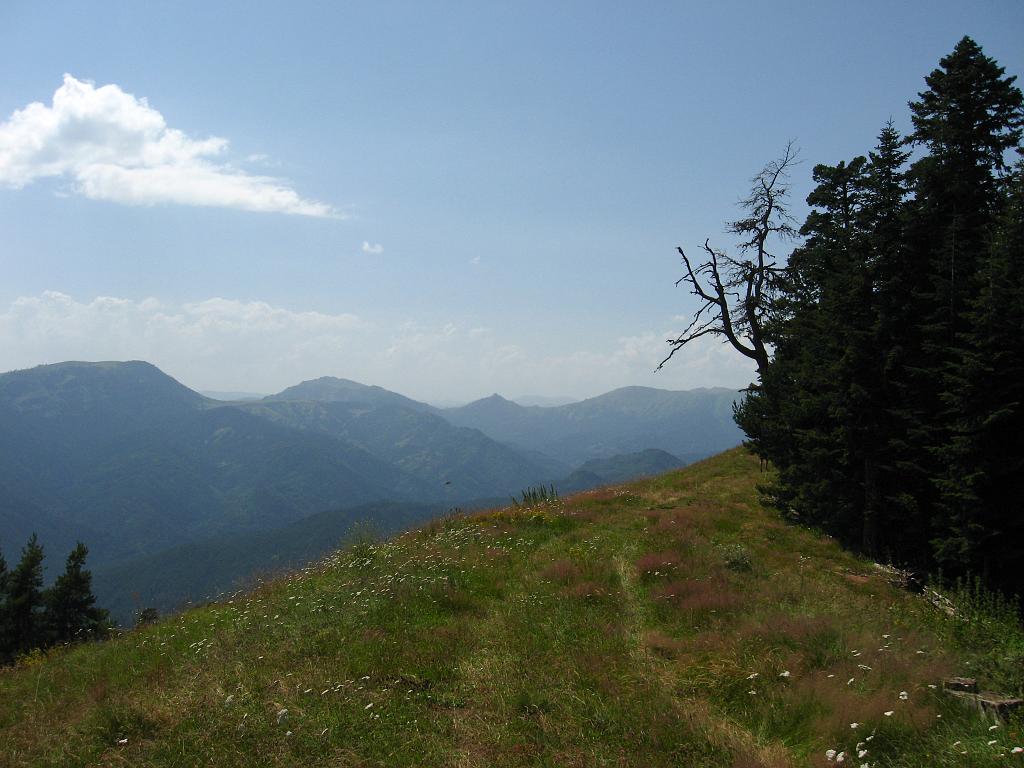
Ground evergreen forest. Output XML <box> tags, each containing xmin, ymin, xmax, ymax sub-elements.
<box><xmin>0</xmin><ymin>537</ymin><xmax>109</xmax><ymax>664</ymax></box>
<box><xmin>703</xmin><ymin>37</ymin><xmax>1024</xmax><ymax>596</ymax></box>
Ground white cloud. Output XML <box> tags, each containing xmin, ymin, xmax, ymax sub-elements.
<box><xmin>0</xmin><ymin>292</ymin><xmax>756</xmax><ymax>401</ymax></box>
<box><xmin>469</xmin><ymin>255</ymin><xmax>481</xmax><ymax>265</ymax></box>
<box><xmin>0</xmin><ymin>75</ymin><xmax>336</xmax><ymax>217</ymax></box>
<box><xmin>361</xmin><ymin>241</ymin><xmax>384</xmax><ymax>255</ymax></box>
<box><xmin>0</xmin><ymin>292</ymin><xmax>363</xmax><ymax>391</ymax></box>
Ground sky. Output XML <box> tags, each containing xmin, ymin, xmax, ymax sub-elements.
<box><xmin>1</xmin><ymin>1</ymin><xmax>1022</xmax><ymax>403</ymax></box>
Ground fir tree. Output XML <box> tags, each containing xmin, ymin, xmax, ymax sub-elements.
<box><xmin>859</xmin><ymin>122</ymin><xmax>912</xmax><ymax>559</ymax></box>
<box><xmin>0</xmin><ymin>549</ymin><xmax>9</xmax><ymax>660</ymax></box>
<box><xmin>731</xmin><ymin>39</ymin><xmax>1023</xmax><ymax>593</ymax></box>
<box><xmin>905</xmin><ymin>36</ymin><xmax>1024</xmax><ymax>580</ymax></box>
<box><xmin>45</xmin><ymin>543</ymin><xmax>109</xmax><ymax>646</ymax></box>
<box><xmin>6</xmin><ymin>534</ymin><xmax>45</xmax><ymax>660</ymax></box>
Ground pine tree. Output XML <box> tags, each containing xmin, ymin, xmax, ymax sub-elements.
<box><xmin>45</xmin><ymin>543</ymin><xmax>108</xmax><ymax>646</ymax></box>
<box><xmin>0</xmin><ymin>549</ymin><xmax>10</xmax><ymax>661</ymax></box>
<box><xmin>860</xmin><ymin>122</ymin><xmax>912</xmax><ymax>559</ymax></box>
<box><xmin>720</xmin><ymin>39</ymin><xmax>1023</xmax><ymax>593</ymax></box>
<box><xmin>905</xmin><ymin>36</ymin><xmax>1024</xmax><ymax>579</ymax></box>
<box><xmin>6</xmin><ymin>534</ymin><xmax>45</xmax><ymax>660</ymax></box>
<box><xmin>738</xmin><ymin>156</ymin><xmax>877</xmax><ymax>545</ymax></box>
<box><xmin>939</xmin><ymin>164</ymin><xmax>1024</xmax><ymax>592</ymax></box>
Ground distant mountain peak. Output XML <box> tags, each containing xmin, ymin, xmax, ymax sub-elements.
<box><xmin>0</xmin><ymin>359</ymin><xmax>205</xmax><ymax>417</ymax></box>
<box><xmin>267</xmin><ymin>377</ymin><xmax>435</xmax><ymax>412</ymax></box>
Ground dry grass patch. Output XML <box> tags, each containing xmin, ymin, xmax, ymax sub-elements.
<box><xmin>542</xmin><ymin>558</ymin><xmax>582</xmax><ymax>584</ymax></box>
<box><xmin>652</xmin><ymin>577</ymin><xmax>741</xmax><ymax>615</ymax></box>
<box><xmin>644</xmin><ymin>629</ymin><xmax>684</xmax><ymax>659</ymax></box>
<box><xmin>636</xmin><ymin>550</ymin><xmax>682</xmax><ymax>580</ymax></box>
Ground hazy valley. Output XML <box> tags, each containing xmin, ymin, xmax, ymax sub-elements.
<box><xmin>0</xmin><ymin>360</ymin><xmax>741</xmax><ymax>622</ymax></box>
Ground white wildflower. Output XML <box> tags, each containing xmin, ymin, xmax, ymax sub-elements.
<box><xmin>899</xmin><ymin>690</ymin><xmax>909</xmax><ymax>700</ymax></box>
<box><xmin>884</xmin><ymin>710</ymin><xmax>894</xmax><ymax>716</ymax></box>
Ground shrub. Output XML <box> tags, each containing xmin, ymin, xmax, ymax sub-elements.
<box><xmin>720</xmin><ymin>543</ymin><xmax>753</xmax><ymax>572</ymax></box>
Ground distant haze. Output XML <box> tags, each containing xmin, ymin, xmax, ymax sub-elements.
<box><xmin>3</xmin><ymin>5</ymin><xmax>1019</xmax><ymax>403</ymax></box>
<box><xmin>0</xmin><ymin>292</ymin><xmax>757</xmax><ymax>402</ymax></box>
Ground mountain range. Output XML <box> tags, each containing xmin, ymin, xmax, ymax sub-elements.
<box><xmin>0</xmin><ymin>361</ymin><xmax>743</xmax><ymax>622</ymax></box>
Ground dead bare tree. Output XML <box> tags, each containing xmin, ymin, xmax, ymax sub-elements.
<box><xmin>659</xmin><ymin>144</ymin><xmax>799</xmax><ymax>378</ymax></box>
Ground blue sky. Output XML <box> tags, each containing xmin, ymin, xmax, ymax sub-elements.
<box><xmin>1</xmin><ymin>1</ymin><xmax>1022</xmax><ymax>402</ymax></box>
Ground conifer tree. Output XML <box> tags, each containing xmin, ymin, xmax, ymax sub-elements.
<box><xmin>0</xmin><ymin>549</ymin><xmax>10</xmax><ymax>660</ymax></box>
<box><xmin>727</xmin><ymin>39</ymin><xmax>1023</xmax><ymax>592</ymax></box>
<box><xmin>905</xmin><ymin>36</ymin><xmax>1023</xmax><ymax>579</ymax></box>
<box><xmin>45</xmin><ymin>543</ymin><xmax>108</xmax><ymax>646</ymax></box>
<box><xmin>6</xmin><ymin>535</ymin><xmax>45</xmax><ymax>659</ymax></box>
<box><xmin>938</xmin><ymin>163</ymin><xmax>1024</xmax><ymax>591</ymax></box>
<box><xmin>860</xmin><ymin>122</ymin><xmax>912</xmax><ymax>560</ymax></box>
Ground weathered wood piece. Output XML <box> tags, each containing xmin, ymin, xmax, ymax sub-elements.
<box><xmin>943</xmin><ymin>679</ymin><xmax>1022</xmax><ymax>722</ymax></box>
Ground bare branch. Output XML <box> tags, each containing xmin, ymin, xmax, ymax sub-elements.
<box><xmin>660</xmin><ymin>146</ymin><xmax>800</xmax><ymax>377</ymax></box>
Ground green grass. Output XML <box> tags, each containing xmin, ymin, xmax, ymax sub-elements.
<box><xmin>2</xmin><ymin>448</ymin><xmax>1022</xmax><ymax>766</ymax></box>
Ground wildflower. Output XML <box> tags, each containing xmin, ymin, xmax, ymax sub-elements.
<box><xmin>779</xmin><ymin>670</ymin><xmax>791</xmax><ymax>678</ymax></box>
<box><xmin>847</xmin><ymin>677</ymin><xmax>856</xmax><ymax>685</ymax></box>
<box><xmin>364</xmin><ymin>702</ymin><xmax>374</xmax><ymax>709</ymax></box>
<box><xmin>988</xmin><ymin>740</ymin><xmax>998</xmax><ymax>746</ymax></box>
<box><xmin>826</xmin><ymin>749</ymin><xmax>837</xmax><ymax>761</ymax></box>
<box><xmin>989</xmin><ymin>725</ymin><xmax>999</xmax><ymax>731</ymax></box>
<box><xmin>276</xmin><ymin>708</ymin><xmax>288</xmax><ymax>725</ymax></box>
<box><xmin>884</xmin><ymin>711</ymin><xmax>894</xmax><ymax>716</ymax></box>
<box><xmin>747</xmin><ymin>672</ymin><xmax>759</xmax><ymax>680</ymax></box>
<box><xmin>850</xmin><ymin>722</ymin><xmax>859</xmax><ymax>729</ymax></box>
<box><xmin>899</xmin><ymin>691</ymin><xmax>909</xmax><ymax>700</ymax></box>
<box><xmin>748</xmin><ymin>689</ymin><xmax>757</xmax><ymax>695</ymax></box>
<box><xmin>1011</xmin><ymin>747</ymin><xmax>1023</xmax><ymax>754</ymax></box>
<box><xmin>117</xmin><ymin>738</ymin><xmax>128</xmax><ymax>745</ymax></box>
<box><xmin>858</xmin><ymin>749</ymin><xmax>868</xmax><ymax>758</ymax></box>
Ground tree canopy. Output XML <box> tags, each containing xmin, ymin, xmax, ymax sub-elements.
<box><xmin>671</xmin><ymin>37</ymin><xmax>1024</xmax><ymax>595</ymax></box>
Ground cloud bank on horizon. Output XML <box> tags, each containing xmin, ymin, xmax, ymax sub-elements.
<box><xmin>0</xmin><ymin>75</ymin><xmax>335</xmax><ymax>217</ymax></box>
<box><xmin>0</xmin><ymin>291</ymin><xmax>757</xmax><ymax>402</ymax></box>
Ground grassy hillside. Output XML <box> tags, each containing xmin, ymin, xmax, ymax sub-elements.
<box><xmin>3</xmin><ymin>449</ymin><xmax>1022</xmax><ymax>766</ymax></box>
